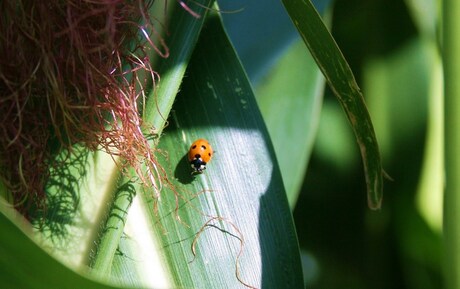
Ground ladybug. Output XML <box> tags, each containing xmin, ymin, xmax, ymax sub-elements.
<box><xmin>188</xmin><ymin>139</ymin><xmax>213</xmax><ymax>174</ymax></box>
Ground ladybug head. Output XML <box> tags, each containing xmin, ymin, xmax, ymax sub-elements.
<box><xmin>190</xmin><ymin>156</ymin><xmax>206</xmax><ymax>174</ymax></box>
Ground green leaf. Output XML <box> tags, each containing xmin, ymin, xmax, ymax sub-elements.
<box><xmin>90</xmin><ymin>0</ymin><xmax>213</xmax><ymax>283</ymax></box>
<box><xmin>256</xmin><ymin>40</ymin><xmax>324</xmax><ymax>209</ymax></box>
<box><xmin>143</xmin><ymin>0</ymin><xmax>213</xmax><ymax>132</ymax></box>
<box><xmin>137</xmin><ymin>12</ymin><xmax>303</xmax><ymax>288</ymax></box>
<box><xmin>0</xmin><ymin>202</ymin><xmax>132</xmax><ymax>289</ymax></box>
<box><xmin>31</xmin><ymin>146</ymin><xmax>119</xmax><ymax>269</ymax></box>
<box><xmin>282</xmin><ymin>0</ymin><xmax>384</xmax><ymax>209</ymax></box>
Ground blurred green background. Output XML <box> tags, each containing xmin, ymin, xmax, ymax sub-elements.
<box><xmin>219</xmin><ymin>0</ymin><xmax>443</xmax><ymax>288</ymax></box>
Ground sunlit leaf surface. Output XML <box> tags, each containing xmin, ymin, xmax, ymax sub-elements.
<box><xmin>137</xmin><ymin>13</ymin><xmax>304</xmax><ymax>288</ymax></box>
<box><xmin>0</xmin><ymin>204</ymin><xmax>133</xmax><ymax>289</ymax></box>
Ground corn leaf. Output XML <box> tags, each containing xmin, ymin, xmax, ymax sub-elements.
<box><xmin>282</xmin><ymin>0</ymin><xmax>384</xmax><ymax>209</ymax></box>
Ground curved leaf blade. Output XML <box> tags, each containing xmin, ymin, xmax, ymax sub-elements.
<box><xmin>282</xmin><ymin>0</ymin><xmax>384</xmax><ymax>209</ymax></box>
<box><xmin>0</xmin><ymin>203</ymin><xmax>133</xmax><ymax>289</ymax></box>
<box><xmin>141</xmin><ymin>12</ymin><xmax>304</xmax><ymax>288</ymax></box>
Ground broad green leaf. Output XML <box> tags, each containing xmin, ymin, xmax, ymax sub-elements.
<box><xmin>144</xmin><ymin>0</ymin><xmax>213</xmax><ymax>132</ymax></box>
<box><xmin>125</xmin><ymin>12</ymin><xmax>303</xmax><ymax>288</ymax></box>
<box><xmin>0</xmin><ymin>202</ymin><xmax>132</xmax><ymax>289</ymax></box>
<box><xmin>218</xmin><ymin>0</ymin><xmax>300</xmax><ymax>83</ymax></box>
<box><xmin>256</xmin><ymin>40</ymin><xmax>324</xmax><ymax>208</ymax></box>
<box><xmin>282</xmin><ymin>0</ymin><xmax>384</xmax><ymax>209</ymax></box>
<box><xmin>90</xmin><ymin>1</ymin><xmax>213</xmax><ymax>286</ymax></box>
<box><xmin>32</xmin><ymin>146</ymin><xmax>118</xmax><ymax>269</ymax></box>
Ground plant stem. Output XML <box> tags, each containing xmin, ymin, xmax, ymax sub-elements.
<box><xmin>443</xmin><ymin>0</ymin><xmax>460</xmax><ymax>288</ymax></box>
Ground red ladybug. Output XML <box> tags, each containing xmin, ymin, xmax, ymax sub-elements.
<box><xmin>188</xmin><ymin>139</ymin><xmax>213</xmax><ymax>173</ymax></box>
